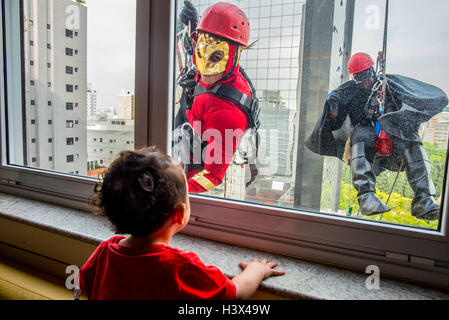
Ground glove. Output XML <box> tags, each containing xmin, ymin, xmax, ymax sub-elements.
<box><xmin>178</xmin><ymin>68</ymin><xmax>198</xmax><ymax>89</ymax></box>
<box><xmin>180</xmin><ymin>1</ymin><xmax>199</xmax><ymax>32</ymax></box>
<box><xmin>178</xmin><ymin>68</ymin><xmax>198</xmax><ymax>107</ymax></box>
<box><xmin>327</xmin><ymin>93</ymin><xmax>339</xmax><ymax>119</ymax></box>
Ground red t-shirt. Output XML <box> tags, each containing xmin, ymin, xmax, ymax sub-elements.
<box><xmin>80</xmin><ymin>236</ymin><xmax>236</xmax><ymax>300</ymax></box>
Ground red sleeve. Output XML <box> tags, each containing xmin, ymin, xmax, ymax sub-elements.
<box><xmin>177</xmin><ymin>252</ymin><xmax>236</xmax><ymax>300</ymax></box>
<box><xmin>79</xmin><ymin>239</ymin><xmax>110</xmax><ymax>299</ymax></box>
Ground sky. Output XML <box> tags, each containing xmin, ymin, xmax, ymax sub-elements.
<box><xmin>352</xmin><ymin>0</ymin><xmax>449</xmax><ymax>96</ymax></box>
<box><xmin>84</xmin><ymin>0</ymin><xmax>449</xmax><ymax>110</ymax></box>
<box><xmin>86</xmin><ymin>0</ymin><xmax>136</xmax><ymax>110</ymax></box>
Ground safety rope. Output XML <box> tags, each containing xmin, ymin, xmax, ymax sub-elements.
<box><xmin>378</xmin><ymin>161</ymin><xmax>404</xmax><ymax>221</ymax></box>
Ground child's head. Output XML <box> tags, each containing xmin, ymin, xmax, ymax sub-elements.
<box><xmin>91</xmin><ymin>147</ymin><xmax>189</xmax><ymax>238</ymax></box>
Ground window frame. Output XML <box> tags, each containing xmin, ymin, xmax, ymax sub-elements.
<box><xmin>0</xmin><ymin>0</ymin><xmax>448</xmax><ymax>289</ymax></box>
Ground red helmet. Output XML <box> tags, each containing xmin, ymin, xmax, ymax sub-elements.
<box><xmin>197</xmin><ymin>2</ymin><xmax>250</xmax><ymax>46</ymax></box>
<box><xmin>348</xmin><ymin>53</ymin><xmax>374</xmax><ymax>75</ymax></box>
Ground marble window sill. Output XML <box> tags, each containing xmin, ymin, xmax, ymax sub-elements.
<box><xmin>0</xmin><ymin>192</ymin><xmax>448</xmax><ymax>300</ymax></box>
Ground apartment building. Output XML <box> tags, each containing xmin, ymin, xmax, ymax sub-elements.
<box><xmin>22</xmin><ymin>0</ymin><xmax>87</xmax><ymax>175</ymax></box>
<box><xmin>117</xmin><ymin>89</ymin><xmax>135</xmax><ymax>120</ymax></box>
<box><xmin>87</xmin><ymin>116</ymin><xmax>134</xmax><ymax>174</ymax></box>
<box><xmin>87</xmin><ymin>84</ymin><xmax>98</xmax><ymax>117</ymax></box>
<box><xmin>422</xmin><ymin>112</ymin><xmax>449</xmax><ymax>150</ymax></box>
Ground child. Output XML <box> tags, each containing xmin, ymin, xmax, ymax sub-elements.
<box><xmin>80</xmin><ymin>147</ymin><xmax>285</xmax><ymax>300</ymax></box>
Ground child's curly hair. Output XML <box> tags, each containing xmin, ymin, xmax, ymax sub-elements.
<box><xmin>90</xmin><ymin>147</ymin><xmax>187</xmax><ymax>237</ymax></box>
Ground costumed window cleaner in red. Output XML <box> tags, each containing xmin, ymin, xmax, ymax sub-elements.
<box><xmin>79</xmin><ymin>148</ymin><xmax>285</xmax><ymax>300</ymax></box>
<box><xmin>174</xmin><ymin>2</ymin><xmax>261</xmax><ymax>194</ymax></box>
<box><xmin>305</xmin><ymin>53</ymin><xmax>448</xmax><ymax>221</ymax></box>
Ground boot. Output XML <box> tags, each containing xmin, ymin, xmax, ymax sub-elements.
<box><xmin>404</xmin><ymin>144</ymin><xmax>440</xmax><ymax>221</ymax></box>
<box><xmin>351</xmin><ymin>143</ymin><xmax>391</xmax><ymax>216</ymax></box>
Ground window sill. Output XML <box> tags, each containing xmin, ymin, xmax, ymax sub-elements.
<box><xmin>0</xmin><ymin>192</ymin><xmax>448</xmax><ymax>300</ymax></box>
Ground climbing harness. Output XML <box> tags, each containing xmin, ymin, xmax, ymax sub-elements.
<box><xmin>192</xmin><ymin>67</ymin><xmax>261</xmax><ymax>187</ymax></box>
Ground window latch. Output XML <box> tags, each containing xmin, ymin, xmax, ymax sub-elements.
<box><xmin>0</xmin><ymin>179</ymin><xmax>20</xmax><ymax>186</ymax></box>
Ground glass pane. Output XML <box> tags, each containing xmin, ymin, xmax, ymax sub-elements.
<box><xmin>172</xmin><ymin>0</ymin><xmax>449</xmax><ymax>230</ymax></box>
<box><xmin>7</xmin><ymin>0</ymin><xmax>136</xmax><ymax>177</ymax></box>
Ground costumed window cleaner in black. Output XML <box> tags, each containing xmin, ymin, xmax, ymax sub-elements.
<box><xmin>305</xmin><ymin>52</ymin><xmax>448</xmax><ymax>221</ymax></box>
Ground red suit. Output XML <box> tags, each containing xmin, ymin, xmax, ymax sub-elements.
<box><xmin>186</xmin><ymin>62</ymin><xmax>251</xmax><ymax>193</ymax></box>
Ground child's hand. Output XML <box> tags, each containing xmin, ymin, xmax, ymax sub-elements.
<box><xmin>239</xmin><ymin>258</ymin><xmax>286</xmax><ymax>280</ymax></box>
<box><xmin>233</xmin><ymin>258</ymin><xmax>286</xmax><ymax>299</ymax></box>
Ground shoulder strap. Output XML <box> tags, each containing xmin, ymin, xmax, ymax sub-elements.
<box><xmin>194</xmin><ymin>84</ymin><xmax>253</xmax><ymax>111</ymax></box>
<box><xmin>194</xmin><ymin>83</ymin><xmax>261</xmax><ymax>131</ymax></box>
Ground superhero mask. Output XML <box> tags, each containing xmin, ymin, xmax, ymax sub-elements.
<box><xmin>194</xmin><ymin>33</ymin><xmax>241</xmax><ymax>77</ymax></box>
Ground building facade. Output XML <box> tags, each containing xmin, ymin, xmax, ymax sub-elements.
<box><xmin>117</xmin><ymin>89</ymin><xmax>135</xmax><ymax>120</ymax></box>
<box><xmin>87</xmin><ymin>84</ymin><xmax>97</xmax><ymax>117</ymax></box>
<box><xmin>23</xmin><ymin>0</ymin><xmax>87</xmax><ymax>175</ymax></box>
<box><xmin>422</xmin><ymin>112</ymin><xmax>449</xmax><ymax>150</ymax></box>
<box><xmin>87</xmin><ymin>116</ymin><xmax>134</xmax><ymax>175</ymax></box>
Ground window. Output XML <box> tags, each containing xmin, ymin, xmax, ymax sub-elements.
<box><xmin>66</xmin><ymin>138</ymin><xmax>74</xmax><ymax>145</ymax></box>
<box><xmin>29</xmin><ymin>40</ymin><xmax>33</xmax><ymax>46</ymax></box>
<box><xmin>2</xmin><ymin>0</ymin><xmax>448</xmax><ymax>290</ymax></box>
<box><xmin>66</xmin><ymin>29</ymin><xmax>73</xmax><ymax>38</ymax></box>
<box><xmin>66</xmin><ymin>85</ymin><xmax>73</xmax><ymax>92</ymax></box>
<box><xmin>66</xmin><ymin>66</ymin><xmax>73</xmax><ymax>74</ymax></box>
<box><xmin>48</xmin><ymin>120</ymin><xmax>52</xmax><ymax>125</ymax></box>
<box><xmin>66</xmin><ymin>155</ymin><xmax>74</xmax><ymax>163</ymax></box>
<box><xmin>48</xmin><ymin>138</ymin><xmax>53</xmax><ymax>143</ymax></box>
<box><xmin>66</xmin><ymin>48</ymin><xmax>73</xmax><ymax>56</ymax></box>
<box><xmin>30</xmin><ymin>100</ymin><xmax>35</xmax><ymax>105</ymax></box>
<box><xmin>30</xmin><ymin>80</ymin><xmax>34</xmax><ymax>86</ymax></box>
<box><xmin>31</xmin><ymin>138</ymin><xmax>35</xmax><ymax>143</ymax></box>
<box><xmin>47</xmin><ymin>63</ymin><xmax>51</xmax><ymax>68</ymax></box>
<box><xmin>166</xmin><ymin>0</ymin><xmax>449</xmax><ymax>287</ymax></box>
<box><xmin>47</xmin><ymin>43</ymin><xmax>51</xmax><ymax>49</ymax></box>
<box><xmin>47</xmin><ymin>82</ymin><xmax>51</xmax><ymax>87</ymax></box>
<box><xmin>30</xmin><ymin>60</ymin><xmax>34</xmax><ymax>66</ymax></box>
<box><xmin>66</xmin><ymin>102</ymin><xmax>74</xmax><ymax>110</ymax></box>
<box><xmin>47</xmin><ymin>24</ymin><xmax>51</xmax><ymax>30</ymax></box>
<box><xmin>48</xmin><ymin>101</ymin><xmax>52</xmax><ymax>106</ymax></box>
<box><xmin>49</xmin><ymin>156</ymin><xmax>53</xmax><ymax>162</ymax></box>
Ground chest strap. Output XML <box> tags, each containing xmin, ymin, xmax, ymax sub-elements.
<box><xmin>194</xmin><ymin>83</ymin><xmax>257</xmax><ymax>130</ymax></box>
